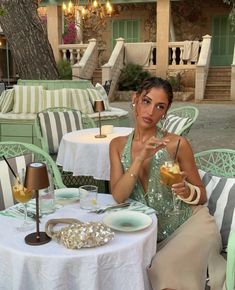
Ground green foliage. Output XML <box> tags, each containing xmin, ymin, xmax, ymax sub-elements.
<box><xmin>167</xmin><ymin>73</ymin><xmax>181</xmax><ymax>92</ymax></box>
<box><xmin>0</xmin><ymin>7</ymin><xmax>5</xmax><ymax>16</ymax></box>
<box><xmin>57</xmin><ymin>59</ymin><xmax>72</xmax><ymax>80</ymax></box>
<box><xmin>118</xmin><ymin>64</ymin><xmax>151</xmax><ymax>91</ymax></box>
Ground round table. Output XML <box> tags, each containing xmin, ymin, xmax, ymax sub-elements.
<box><xmin>56</xmin><ymin>127</ymin><xmax>133</xmax><ymax>180</ymax></box>
<box><xmin>0</xmin><ymin>194</ymin><xmax>157</xmax><ymax>290</ymax></box>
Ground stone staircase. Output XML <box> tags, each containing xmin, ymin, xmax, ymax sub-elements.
<box><xmin>204</xmin><ymin>67</ymin><xmax>231</xmax><ymax>101</ymax></box>
<box><xmin>92</xmin><ymin>68</ymin><xmax>102</xmax><ymax>85</ymax></box>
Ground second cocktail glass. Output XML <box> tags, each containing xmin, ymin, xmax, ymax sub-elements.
<box><xmin>160</xmin><ymin>160</ymin><xmax>183</xmax><ymax>212</ymax></box>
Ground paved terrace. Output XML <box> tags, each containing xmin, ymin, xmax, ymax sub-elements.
<box><xmin>111</xmin><ymin>101</ymin><xmax>235</xmax><ymax>153</ymax></box>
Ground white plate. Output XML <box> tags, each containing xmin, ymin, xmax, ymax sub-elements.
<box><xmin>103</xmin><ymin>210</ymin><xmax>152</xmax><ymax>232</ymax></box>
<box><xmin>55</xmin><ymin>188</ymin><xmax>79</xmax><ymax>205</ymax></box>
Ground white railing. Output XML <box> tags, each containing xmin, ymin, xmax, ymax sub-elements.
<box><xmin>102</xmin><ymin>39</ymin><xmax>203</xmax><ymax>100</ymax></box>
<box><xmin>149</xmin><ymin>41</ymin><xmax>202</xmax><ymax>68</ymax></box>
<box><xmin>72</xmin><ymin>38</ymin><xmax>98</xmax><ymax>80</ymax></box>
<box><xmin>195</xmin><ymin>35</ymin><xmax>212</xmax><ymax>101</ymax></box>
<box><xmin>58</xmin><ymin>43</ymin><xmax>88</xmax><ymax>65</ymax></box>
<box><xmin>102</xmin><ymin>38</ymin><xmax>125</xmax><ymax>101</ymax></box>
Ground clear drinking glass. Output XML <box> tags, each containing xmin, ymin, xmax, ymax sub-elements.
<box><xmin>160</xmin><ymin>160</ymin><xmax>183</xmax><ymax>212</ymax></box>
<box><xmin>79</xmin><ymin>185</ymin><xmax>98</xmax><ymax>210</ymax></box>
<box><xmin>12</xmin><ymin>170</ymin><xmax>34</xmax><ymax>231</ymax></box>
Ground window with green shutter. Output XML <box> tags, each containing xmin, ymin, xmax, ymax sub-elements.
<box><xmin>211</xmin><ymin>15</ymin><xmax>235</xmax><ymax>66</ymax></box>
<box><xmin>112</xmin><ymin>19</ymin><xmax>140</xmax><ymax>48</ymax></box>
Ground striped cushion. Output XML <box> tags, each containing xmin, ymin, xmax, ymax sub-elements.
<box><xmin>70</xmin><ymin>89</ymin><xmax>94</xmax><ymax>114</ymax></box>
<box><xmin>87</xmin><ymin>87</ymin><xmax>110</xmax><ymax>111</ymax></box>
<box><xmin>199</xmin><ymin>169</ymin><xmax>235</xmax><ymax>249</ymax></box>
<box><xmin>1</xmin><ymin>89</ymin><xmax>14</xmax><ymax>113</ymax></box>
<box><xmin>43</xmin><ymin>89</ymin><xmax>71</xmax><ymax>109</ymax></box>
<box><xmin>0</xmin><ymin>154</ymin><xmax>33</xmax><ymax>210</ymax></box>
<box><xmin>163</xmin><ymin>114</ymin><xmax>192</xmax><ymax>134</ymax></box>
<box><xmin>0</xmin><ymin>90</ymin><xmax>5</xmax><ymax>110</ymax></box>
<box><xmin>39</xmin><ymin>111</ymin><xmax>83</xmax><ymax>154</ymax></box>
<box><xmin>13</xmin><ymin>85</ymin><xmax>44</xmax><ymax>113</ymax></box>
<box><xmin>95</xmin><ymin>83</ymin><xmax>111</xmax><ymax>110</ymax></box>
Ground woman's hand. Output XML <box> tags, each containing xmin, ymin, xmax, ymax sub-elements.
<box><xmin>137</xmin><ymin>136</ymin><xmax>169</xmax><ymax>162</ymax></box>
<box><xmin>171</xmin><ymin>171</ymin><xmax>191</xmax><ymax>199</ymax></box>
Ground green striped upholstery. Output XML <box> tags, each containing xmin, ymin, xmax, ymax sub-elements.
<box><xmin>0</xmin><ymin>90</ymin><xmax>5</xmax><ymax>110</ymax></box>
<box><xmin>87</xmin><ymin>87</ymin><xmax>110</xmax><ymax>111</ymax></box>
<box><xmin>199</xmin><ymin>169</ymin><xmax>235</xmax><ymax>249</ymax></box>
<box><xmin>13</xmin><ymin>85</ymin><xmax>44</xmax><ymax>113</ymax></box>
<box><xmin>163</xmin><ymin>114</ymin><xmax>192</xmax><ymax>134</ymax></box>
<box><xmin>70</xmin><ymin>89</ymin><xmax>94</xmax><ymax>114</ymax></box>
<box><xmin>1</xmin><ymin>89</ymin><xmax>14</xmax><ymax>113</ymax></box>
<box><xmin>94</xmin><ymin>83</ymin><xmax>111</xmax><ymax>110</ymax></box>
<box><xmin>38</xmin><ymin>111</ymin><xmax>83</xmax><ymax>154</ymax></box>
<box><xmin>0</xmin><ymin>154</ymin><xmax>33</xmax><ymax>210</ymax></box>
<box><xmin>43</xmin><ymin>89</ymin><xmax>71</xmax><ymax>109</ymax></box>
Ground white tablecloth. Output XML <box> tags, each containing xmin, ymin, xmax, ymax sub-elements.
<box><xmin>56</xmin><ymin>127</ymin><xmax>133</xmax><ymax>180</ymax></box>
<box><xmin>0</xmin><ymin>194</ymin><xmax>157</xmax><ymax>290</ymax></box>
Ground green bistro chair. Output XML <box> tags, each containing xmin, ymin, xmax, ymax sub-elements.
<box><xmin>0</xmin><ymin>141</ymin><xmax>65</xmax><ymax>210</ymax></box>
<box><xmin>195</xmin><ymin>149</ymin><xmax>235</xmax><ymax>290</ymax></box>
<box><xmin>34</xmin><ymin>107</ymin><xmax>108</xmax><ymax>192</ymax></box>
<box><xmin>34</xmin><ymin>107</ymin><xmax>96</xmax><ymax>155</ymax></box>
<box><xmin>160</xmin><ymin>105</ymin><xmax>199</xmax><ymax>137</ymax></box>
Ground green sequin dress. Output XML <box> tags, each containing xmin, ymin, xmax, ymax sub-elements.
<box><xmin>121</xmin><ymin>130</ymin><xmax>192</xmax><ymax>242</ymax></box>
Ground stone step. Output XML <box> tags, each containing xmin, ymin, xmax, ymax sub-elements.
<box><xmin>204</xmin><ymin>93</ymin><xmax>231</xmax><ymax>99</ymax></box>
<box><xmin>206</xmin><ymin>82</ymin><xmax>230</xmax><ymax>89</ymax></box>
<box><xmin>207</xmin><ymin>76</ymin><xmax>231</xmax><ymax>82</ymax></box>
<box><xmin>92</xmin><ymin>69</ymin><xmax>102</xmax><ymax>85</ymax></box>
<box><xmin>198</xmin><ymin>98</ymin><xmax>233</xmax><ymax>104</ymax></box>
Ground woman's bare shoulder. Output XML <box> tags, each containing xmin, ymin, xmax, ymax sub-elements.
<box><xmin>110</xmin><ymin>135</ymin><xmax>129</xmax><ymax>150</ymax></box>
<box><xmin>165</xmin><ymin>133</ymin><xmax>192</xmax><ymax>155</ymax></box>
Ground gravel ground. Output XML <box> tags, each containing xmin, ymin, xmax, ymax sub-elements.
<box><xmin>110</xmin><ymin>100</ymin><xmax>235</xmax><ymax>153</ymax></box>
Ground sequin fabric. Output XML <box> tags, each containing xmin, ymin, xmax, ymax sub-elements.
<box><xmin>121</xmin><ymin>130</ymin><xmax>192</xmax><ymax>242</ymax></box>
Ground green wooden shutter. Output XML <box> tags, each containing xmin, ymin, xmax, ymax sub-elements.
<box><xmin>112</xmin><ymin>19</ymin><xmax>140</xmax><ymax>48</ymax></box>
<box><xmin>211</xmin><ymin>16</ymin><xmax>235</xmax><ymax>66</ymax></box>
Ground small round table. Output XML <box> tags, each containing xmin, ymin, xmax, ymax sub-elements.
<box><xmin>56</xmin><ymin>127</ymin><xmax>133</xmax><ymax>180</ymax></box>
<box><xmin>0</xmin><ymin>194</ymin><xmax>157</xmax><ymax>290</ymax></box>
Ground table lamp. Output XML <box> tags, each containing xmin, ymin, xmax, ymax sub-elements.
<box><xmin>94</xmin><ymin>100</ymin><xmax>106</xmax><ymax>138</ymax></box>
<box><xmin>24</xmin><ymin>162</ymin><xmax>51</xmax><ymax>245</ymax></box>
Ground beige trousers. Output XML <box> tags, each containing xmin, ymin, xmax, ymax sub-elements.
<box><xmin>147</xmin><ymin>206</ymin><xmax>226</xmax><ymax>290</ymax></box>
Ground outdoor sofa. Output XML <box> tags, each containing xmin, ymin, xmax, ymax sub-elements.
<box><xmin>0</xmin><ymin>79</ymin><xmax>129</xmax><ymax>146</ymax></box>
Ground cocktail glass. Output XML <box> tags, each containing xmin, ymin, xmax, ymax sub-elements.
<box><xmin>160</xmin><ymin>160</ymin><xmax>183</xmax><ymax>212</ymax></box>
<box><xmin>12</xmin><ymin>171</ymin><xmax>34</xmax><ymax>231</ymax></box>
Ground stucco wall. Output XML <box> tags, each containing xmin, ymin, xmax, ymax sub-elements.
<box><xmin>171</xmin><ymin>0</ymin><xmax>231</xmax><ymax>41</ymax></box>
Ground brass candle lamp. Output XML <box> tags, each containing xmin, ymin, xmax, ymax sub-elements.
<box><xmin>24</xmin><ymin>162</ymin><xmax>51</xmax><ymax>246</ymax></box>
<box><xmin>94</xmin><ymin>100</ymin><xmax>106</xmax><ymax>138</ymax></box>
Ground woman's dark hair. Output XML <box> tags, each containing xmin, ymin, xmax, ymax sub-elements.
<box><xmin>136</xmin><ymin>77</ymin><xmax>173</xmax><ymax>106</ymax></box>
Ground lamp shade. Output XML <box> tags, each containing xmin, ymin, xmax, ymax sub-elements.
<box><xmin>94</xmin><ymin>100</ymin><xmax>105</xmax><ymax>113</ymax></box>
<box><xmin>24</xmin><ymin>162</ymin><xmax>49</xmax><ymax>190</ymax></box>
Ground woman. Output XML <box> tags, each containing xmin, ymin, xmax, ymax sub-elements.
<box><xmin>109</xmin><ymin>77</ymin><xmax>225</xmax><ymax>290</ymax></box>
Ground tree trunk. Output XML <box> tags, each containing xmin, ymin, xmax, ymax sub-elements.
<box><xmin>0</xmin><ymin>0</ymin><xmax>59</xmax><ymax>79</ymax></box>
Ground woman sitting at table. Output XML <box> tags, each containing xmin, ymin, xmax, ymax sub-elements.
<box><xmin>109</xmin><ymin>77</ymin><xmax>225</xmax><ymax>290</ymax></box>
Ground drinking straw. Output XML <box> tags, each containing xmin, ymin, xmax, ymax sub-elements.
<box><xmin>173</xmin><ymin>139</ymin><xmax>181</xmax><ymax>162</ymax></box>
<box><xmin>2</xmin><ymin>155</ymin><xmax>19</xmax><ymax>181</ymax></box>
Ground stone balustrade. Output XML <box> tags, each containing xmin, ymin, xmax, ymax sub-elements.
<box><xmin>58</xmin><ymin>43</ymin><xmax>88</xmax><ymax>65</ymax></box>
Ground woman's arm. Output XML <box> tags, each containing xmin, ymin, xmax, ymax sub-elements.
<box><xmin>109</xmin><ymin>137</ymin><xmax>144</xmax><ymax>203</ymax></box>
<box><xmin>110</xmin><ymin>135</ymin><xmax>168</xmax><ymax>203</ymax></box>
<box><xmin>171</xmin><ymin>136</ymin><xmax>207</xmax><ymax>205</ymax></box>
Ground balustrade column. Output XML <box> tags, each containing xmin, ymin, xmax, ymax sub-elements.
<box><xmin>47</xmin><ymin>5</ymin><xmax>62</xmax><ymax>62</ymax></box>
<box><xmin>156</xmin><ymin>0</ymin><xmax>170</xmax><ymax>78</ymax></box>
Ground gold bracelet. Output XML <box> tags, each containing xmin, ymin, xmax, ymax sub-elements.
<box><xmin>129</xmin><ymin>172</ymin><xmax>137</xmax><ymax>178</ymax></box>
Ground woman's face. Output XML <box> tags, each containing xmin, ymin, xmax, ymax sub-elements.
<box><xmin>135</xmin><ymin>87</ymin><xmax>169</xmax><ymax>128</ymax></box>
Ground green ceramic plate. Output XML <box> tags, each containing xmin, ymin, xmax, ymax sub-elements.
<box><xmin>55</xmin><ymin>188</ymin><xmax>80</xmax><ymax>205</ymax></box>
<box><xmin>103</xmin><ymin>210</ymin><xmax>152</xmax><ymax>232</ymax></box>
